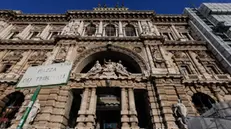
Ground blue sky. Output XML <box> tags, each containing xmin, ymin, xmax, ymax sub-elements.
<box><xmin>0</xmin><ymin>0</ymin><xmax>230</xmax><ymax>14</ymax></box>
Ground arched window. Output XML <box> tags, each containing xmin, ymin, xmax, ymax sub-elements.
<box><xmin>85</xmin><ymin>24</ymin><xmax>96</xmax><ymax>36</ymax></box>
<box><xmin>0</xmin><ymin>92</ymin><xmax>25</xmax><ymax>128</ymax></box>
<box><xmin>125</xmin><ymin>24</ymin><xmax>136</xmax><ymax>36</ymax></box>
<box><xmin>105</xmin><ymin>24</ymin><xmax>116</xmax><ymax>36</ymax></box>
<box><xmin>192</xmin><ymin>92</ymin><xmax>216</xmax><ymax>115</ymax></box>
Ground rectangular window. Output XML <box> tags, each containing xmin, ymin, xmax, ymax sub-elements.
<box><xmin>162</xmin><ymin>33</ymin><xmax>171</xmax><ymax>40</ymax></box>
<box><xmin>9</xmin><ymin>31</ymin><xmax>19</xmax><ymax>39</ymax></box>
<box><xmin>181</xmin><ymin>33</ymin><xmax>191</xmax><ymax>40</ymax></box>
<box><xmin>206</xmin><ymin>66</ymin><xmax>218</xmax><ymax>74</ymax></box>
<box><xmin>180</xmin><ymin>65</ymin><xmax>191</xmax><ymax>75</ymax></box>
<box><xmin>0</xmin><ymin>64</ymin><xmax>12</xmax><ymax>73</ymax></box>
<box><xmin>29</xmin><ymin>31</ymin><xmax>39</xmax><ymax>39</ymax></box>
<box><xmin>50</xmin><ymin>32</ymin><xmax>59</xmax><ymax>39</ymax></box>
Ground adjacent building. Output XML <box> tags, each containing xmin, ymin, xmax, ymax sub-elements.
<box><xmin>184</xmin><ymin>3</ymin><xmax>231</xmax><ymax>74</ymax></box>
<box><xmin>0</xmin><ymin>5</ymin><xmax>230</xmax><ymax>129</ymax></box>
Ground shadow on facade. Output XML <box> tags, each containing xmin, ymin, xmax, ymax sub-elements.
<box><xmin>0</xmin><ymin>91</ymin><xmax>25</xmax><ymax>128</ymax></box>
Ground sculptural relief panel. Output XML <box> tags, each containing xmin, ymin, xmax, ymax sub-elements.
<box><xmin>61</xmin><ymin>19</ymin><xmax>82</xmax><ymax>36</ymax></box>
<box><xmin>54</xmin><ymin>45</ymin><xmax>70</xmax><ymax>63</ymax></box>
<box><xmin>150</xmin><ymin>46</ymin><xmax>166</xmax><ymax>68</ymax></box>
<box><xmin>87</xmin><ymin>60</ymin><xmax>131</xmax><ymax>77</ymax></box>
<box><xmin>28</xmin><ymin>50</ymin><xmax>48</xmax><ymax>64</ymax></box>
<box><xmin>140</xmin><ymin>21</ymin><xmax>151</xmax><ymax>35</ymax></box>
<box><xmin>2</xmin><ymin>50</ymin><xmax>23</xmax><ymax>63</ymax></box>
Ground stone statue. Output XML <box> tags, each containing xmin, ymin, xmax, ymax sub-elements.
<box><xmin>87</xmin><ymin>60</ymin><xmax>131</xmax><ymax>77</ymax></box>
<box><xmin>55</xmin><ymin>47</ymin><xmax>68</xmax><ymax>62</ymax></box>
<box><xmin>102</xmin><ymin>59</ymin><xmax>116</xmax><ymax>76</ymax></box>
<box><xmin>173</xmin><ymin>99</ymin><xmax>188</xmax><ymax>129</ymax></box>
<box><xmin>103</xmin><ymin>60</ymin><xmax>115</xmax><ymax>72</ymax></box>
<box><xmin>25</xmin><ymin>100</ymin><xmax>41</xmax><ymax>125</ymax></box>
<box><xmin>141</xmin><ymin>22</ymin><xmax>150</xmax><ymax>35</ymax></box>
<box><xmin>88</xmin><ymin>60</ymin><xmax>102</xmax><ymax>76</ymax></box>
<box><xmin>115</xmin><ymin>60</ymin><xmax>130</xmax><ymax>76</ymax></box>
<box><xmin>62</xmin><ymin>20</ymin><xmax>80</xmax><ymax>36</ymax></box>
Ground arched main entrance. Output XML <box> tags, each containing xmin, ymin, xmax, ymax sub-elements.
<box><xmin>71</xmin><ymin>45</ymin><xmax>151</xmax><ymax>129</ymax></box>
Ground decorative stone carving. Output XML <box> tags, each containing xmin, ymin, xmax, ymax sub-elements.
<box><xmin>3</xmin><ymin>51</ymin><xmax>23</xmax><ymax>62</ymax></box>
<box><xmin>151</xmin><ymin>47</ymin><xmax>166</xmax><ymax>68</ymax></box>
<box><xmin>88</xmin><ymin>60</ymin><xmax>102</xmax><ymax>76</ymax></box>
<box><xmin>172</xmin><ymin>99</ymin><xmax>188</xmax><ymax>129</ymax></box>
<box><xmin>196</xmin><ymin>51</ymin><xmax>211</xmax><ymax>59</ymax></box>
<box><xmin>174</xmin><ymin>51</ymin><xmax>188</xmax><ymax>59</ymax></box>
<box><xmin>77</xmin><ymin>46</ymin><xmax>86</xmax><ymax>53</ymax></box>
<box><xmin>165</xmin><ymin>51</ymin><xmax>175</xmax><ymax>68</ymax></box>
<box><xmin>115</xmin><ymin>60</ymin><xmax>130</xmax><ymax>76</ymax></box>
<box><xmin>61</xmin><ymin>19</ymin><xmax>80</xmax><ymax>36</ymax></box>
<box><xmin>87</xmin><ymin>60</ymin><xmax>130</xmax><ymax>77</ymax></box>
<box><xmin>73</xmin><ymin>45</ymin><xmax>148</xmax><ymax>73</ymax></box>
<box><xmin>133</xmin><ymin>47</ymin><xmax>142</xmax><ymax>53</ymax></box>
<box><xmin>54</xmin><ymin>46</ymin><xmax>69</xmax><ymax>62</ymax></box>
<box><xmin>141</xmin><ymin>21</ymin><xmax>150</xmax><ymax>35</ymax></box>
<box><xmin>28</xmin><ymin>51</ymin><xmax>47</xmax><ymax>62</ymax></box>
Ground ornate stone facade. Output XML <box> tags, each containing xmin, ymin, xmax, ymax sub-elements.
<box><xmin>0</xmin><ymin>6</ymin><xmax>230</xmax><ymax>129</ymax></box>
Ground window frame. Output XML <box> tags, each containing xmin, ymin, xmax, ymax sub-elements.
<box><xmin>84</xmin><ymin>23</ymin><xmax>97</xmax><ymax>37</ymax></box>
<box><xmin>124</xmin><ymin>24</ymin><xmax>137</xmax><ymax>37</ymax></box>
<box><xmin>104</xmin><ymin>24</ymin><xmax>117</xmax><ymax>37</ymax></box>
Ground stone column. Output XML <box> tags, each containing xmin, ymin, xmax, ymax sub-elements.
<box><xmin>0</xmin><ymin>63</ymin><xmax>6</xmax><ymax>73</ymax></box>
<box><xmin>138</xmin><ymin>21</ymin><xmax>142</xmax><ymax>34</ymax></box>
<box><xmin>170</xmin><ymin>25</ymin><xmax>181</xmax><ymax>40</ymax></box>
<box><xmin>0</xmin><ymin>24</ymin><xmax>14</xmax><ymax>39</ymax></box>
<box><xmin>0</xmin><ymin>50</ymin><xmax>7</xmax><ymax>73</ymax></box>
<box><xmin>145</xmin><ymin>45</ymin><xmax>155</xmax><ymax>74</ymax></box>
<box><xmin>86</xmin><ymin>88</ymin><xmax>97</xmax><ymax>128</ymax></box>
<box><xmin>119</xmin><ymin>21</ymin><xmax>123</xmax><ymax>37</ymax></box>
<box><xmin>128</xmin><ymin>88</ymin><xmax>139</xmax><ymax>129</ymax></box>
<box><xmin>77</xmin><ymin>21</ymin><xmax>84</xmax><ymax>35</ymax></box>
<box><xmin>76</xmin><ymin>88</ymin><xmax>89</xmax><ymax>129</ymax></box>
<box><xmin>7</xmin><ymin>51</ymin><xmax>31</xmax><ymax>78</ymax></box>
<box><xmin>44</xmin><ymin>45</ymin><xmax>60</xmax><ymax>65</ymax></box>
<box><xmin>121</xmin><ymin>88</ymin><xmax>130</xmax><ymax>129</ymax></box>
<box><xmin>65</xmin><ymin>44</ymin><xmax>77</xmax><ymax>62</ymax></box>
<box><xmin>17</xmin><ymin>24</ymin><xmax>33</xmax><ymax>39</ymax></box>
<box><xmin>147</xmin><ymin>21</ymin><xmax>155</xmax><ymax>35</ymax></box>
<box><xmin>97</xmin><ymin>21</ymin><xmax>103</xmax><ymax>37</ymax></box>
<box><xmin>0</xmin><ymin>50</ymin><xmax>7</xmax><ymax>60</ymax></box>
<box><xmin>0</xmin><ymin>21</ymin><xmax>8</xmax><ymax>32</ymax></box>
<box><xmin>152</xmin><ymin>24</ymin><xmax>160</xmax><ymax>36</ymax></box>
<box><xmin>40</xmin><ymin>24</ymin><xmax>52</xmax><ymax>40</ymax></box>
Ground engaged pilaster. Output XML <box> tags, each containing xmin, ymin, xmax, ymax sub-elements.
<box><xmin>76</xmin><ymin>88</ymin><xmax>89</xmax><ymax>129</ymax></box>
<box><xmin>128</xmin><ymin>88</ymin><xmax>139</xmax><ymax>129</ymax></box>
<box><xmin>86</xmin><ymin>88</ymin><xmax>97</xmax><ymax>129</ymax></box>
<box><xmin>121</xmin><ymin>88</ymin><xmax>130</xmax><ymax>129</ymax></box>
